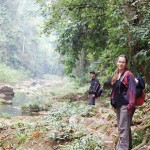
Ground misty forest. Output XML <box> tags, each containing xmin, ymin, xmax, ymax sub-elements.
<box><xmin>0</xmin><ymin>0</ymin><xmax>149</xmax><ymax>150</ymax></box>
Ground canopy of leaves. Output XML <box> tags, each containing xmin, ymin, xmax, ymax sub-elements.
<box><xmin>38</xmin><ymin>0</ymin><xmax>149</xmax><ymax>84</ymax></box>
<box><xmin>38</xmin><ymin>0</ymin><xmax>108</xmax><ymax>75</ymax></box>
<box><xmin>103</xmin><ymin>0</ymin><xmax>150</xmax><ymax>83</ymax></box>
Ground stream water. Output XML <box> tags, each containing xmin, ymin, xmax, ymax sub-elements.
<box><xmin>0</xmin><ymin>92</ymin><xmax>39</xmax><ymax>116</ymax></box>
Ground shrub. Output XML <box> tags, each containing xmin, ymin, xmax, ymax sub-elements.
<box><xmin>0</xmin><ymin>63</ymin><xmax>29</xmax><ymax>84</ymax></box>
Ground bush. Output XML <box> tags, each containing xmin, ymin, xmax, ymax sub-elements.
<box><xmin>0</xmin><ymin>63</ymin><xmax>29</xmax><ymax>84</ymax></box>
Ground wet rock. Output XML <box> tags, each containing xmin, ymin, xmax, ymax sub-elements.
<box><xmin>31</xmin><ymin>81</ymin><xmax>37</xmax><ymax>86</ymax></box>
<box><xmin>0</xmin><ymin>98</ymin><xmax>12</xmax><ymax>104</ymax></box>
<box><xmin>0</xmin><ymin>86</ymin><xmax>14</xmax><ymax>95</ymax></box>
<box><xmin>0</xmin><ymin>86</ymin><xmax>14</xmax><ymax>100</ymax></box>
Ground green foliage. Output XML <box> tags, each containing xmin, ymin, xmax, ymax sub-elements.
<box><xmin>21</xmin><ymin>105</ymin><xmax>30</xmax><ymax>111</ymax></box>
<box><xmin>44</xmin><ymin>100</ymin><xmax>101</xmax><ymax>146</ymax></box>
<box><xmin>13</xmin><ymin>130</ymin><xmax>28</xmax><ymax>144</ymax></box>
<box><xmin>132</xmin><ymin>130</ymin><xmax>147</xmax><ymax>148</ymax></box>
<box><xmin>105</xmin><ymin>0</ymin><xmax>150</xmax><ymax>76</ymax></box>
<box><xmin>0</xmin><ymin>122</ymin><xmax>8</xmax><ymax>131</ymax></box>
<box><xmin>0</xmin><ymin>113</ymin><xmax>11</xmax><ymax>119</ymax></box>
<box><xmin>46</xmin><ymin>122</ymin><xmax>75</xmax><ymax>142</ymax></box>
<box><xmin>47</xmin><ymin>101</ymin><xmax>95</xmax><ymax>121</ymax></box>
<box><xmin>29</xmin><ymin>104</ymin><xmax>40</xmax><ymax>111</ymax></box>
<box><xmin>21</xmin><ymin>103</ymin><xmax>40</xmax><ymax>112</ymax></box>
<box><xmin>59</xmin><ymin>135</ymin><xmax>103</xmax><ymax>150</ymax></box>
<box><xmin>38</xmin><ymin>0</ymin><xmax>107</xmax><ymax>75</ymax></box>
<box><xmin>0</xmin><ymin>63</ymin><xmax>29</xmax><ymax>84</ymax></box>
<box><xmin>37</xmin><ymin>0</ymin><xmax>149</xmax><ymax>84</ymax></box>
<box><xmin>0</xmin><ymin>0</ymin><xmax>149</xmax><ymax>82</ymax></box>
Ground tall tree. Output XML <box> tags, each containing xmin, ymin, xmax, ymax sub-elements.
<box><xmin>38</xmin><ymin>0</ymin><xmax>107</xmax><ymax>76</ymax></box>
<box><xmin>104</xmin><ymin>0</ymin><xmax>150</xmax><ymax>82</ymax></box>
<box><xmin>37</xmin><ymin>0</ymin><xmax>149</xmax><ymax>83</ymax></box>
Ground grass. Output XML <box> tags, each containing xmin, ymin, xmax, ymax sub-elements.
<box><xmin>0</xmin><ymin>113</ymin><xmax>11</xmax><ymax>119</ymax></box>
<box><xmin>13</xmin><ymin>130</ymin><xmax>28</xmax><ymax>144</ymax></box>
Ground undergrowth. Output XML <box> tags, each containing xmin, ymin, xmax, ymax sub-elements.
<box><xmin>0</xmin><ymin>63</ymin><xmax>29</xmax><ymax>84</ymax></box>
<box><xmin>58</xmin><ymin>134</ymin><xmax>104</xmax><ymax>150</ymax></box>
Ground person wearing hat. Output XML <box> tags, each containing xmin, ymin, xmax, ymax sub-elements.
<box><xmin>88</xmin><ymin>71</ymin><xmax>100</xmax><ymax>105</ymax></box>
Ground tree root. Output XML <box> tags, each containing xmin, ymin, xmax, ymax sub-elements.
<box><xmin>138</xmin><ymin>125</ymin><xmax>150</xmax><ymax>130</ymax></box>
<box><xmin>133</xmin><ymin>116</ymin><xmax>150</xmax><ymax>125</ymax></box>
<box><xmin>132</xmin><ymin>133</ymin><xmax>150</xmax><ymax>150</ymax></box>
<box><xmin>143</xmin><ymin>106</ymin><xmax>150</xmax><ymax>113</ymax></box>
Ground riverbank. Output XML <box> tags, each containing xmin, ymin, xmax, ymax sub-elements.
<box><xmin>0</xmin><ymin>75</ymin><xmax>150</xmax><ymax>149</ymax></box>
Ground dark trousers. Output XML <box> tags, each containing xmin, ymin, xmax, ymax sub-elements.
<box><xmin>89</xmin><ymin>94</ymin><xmax>95</xmax><ymax>105</ymax></box>
<box><xmin>116</xmin><ymin>105</ymin><xmax>134</xmax><ymax>150</ymax></box>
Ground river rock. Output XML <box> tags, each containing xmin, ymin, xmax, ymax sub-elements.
<box><xmin>0</xmin><ymin>98</ymin><xmax>13</xmax><ymax>104</ymax></box>
<box><xmin>0</xmin><ymin>86</ymin><xmax>14</xmax><ymax>100</ymax></box>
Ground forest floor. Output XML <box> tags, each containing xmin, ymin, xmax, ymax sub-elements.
<box><xmin>0</xmin><ymin>76</ymin><xmax>150</xmax><ymax>150</ymax></box>
<box><xmin>0</xmin><ymin>104</ymin><xmax>117</xmax><ymax>150</ymax></box>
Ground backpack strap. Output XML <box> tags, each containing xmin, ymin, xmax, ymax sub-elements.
<box><xmin>120</xmin><ymin>70</ymin><xmax>132</xmax><ymax>87</ymax></box>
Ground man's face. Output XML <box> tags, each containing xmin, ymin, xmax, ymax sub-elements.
<box><xmin>90</xmin><ymin>73</ymin><xmax>95</xmax><ymax>79</ymax></box>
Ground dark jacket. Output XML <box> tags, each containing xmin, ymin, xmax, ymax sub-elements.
<box><xmin>110</xmin><ymin>70</ymin><xmax>136</xmax><ymax>112</ymax></box>
<box><xmin>89</xmin><ymin>77</ymin><xmax>100</xmax><ymax>95</ymax></box>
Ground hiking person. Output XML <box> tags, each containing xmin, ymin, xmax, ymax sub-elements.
<box><xmin>88</xmin><ymin>71</ymin><xmax>100</xmax><ymax>105</ymax></box>
<box><xmin>110</xmin><ymin>54</ymin><xmax>136</xmax><ymax>150</ymax></box>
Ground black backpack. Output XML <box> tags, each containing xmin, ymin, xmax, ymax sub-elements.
<box><xmin>135</xmin><ymin>74</ymin><xmax>145</xmax><ymax>98</ymax></box>
<box><xmin>96</xmin><ymin>84</ymin><xmax>103</xmax><ymax>97</ymax></box>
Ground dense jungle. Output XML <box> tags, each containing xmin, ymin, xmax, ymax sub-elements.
<box><xmin>0</xmin><ymin>0</ymin><xmax>149</xmax><ymax>150</ymax></box>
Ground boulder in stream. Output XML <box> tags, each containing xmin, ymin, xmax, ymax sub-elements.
<box><xmin>0</xmin><ymin>86</ymin><xmax>15</xmax><ymax>101</ymax></box>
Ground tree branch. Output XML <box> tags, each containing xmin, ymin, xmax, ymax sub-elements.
<box><xmin>67</xmin><ymin>4</ymin><xmax>104</xmax><ymax>11</ymax></box>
